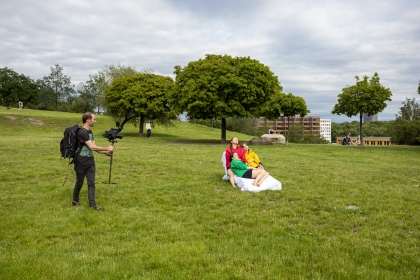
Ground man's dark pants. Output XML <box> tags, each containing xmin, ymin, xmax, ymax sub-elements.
<box><xmin>147</xmin><ymin>129</ymin><xmax>151</xmax><ymax>138</ymax></box>
<box><xmin>73</xmin><ymin>164</ymin><xmax>96</xmax><ymax>206</ymax></box>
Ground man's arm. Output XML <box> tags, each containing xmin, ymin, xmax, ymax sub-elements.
<box><xmin>84</xmin><ymin>140</ymin><xmax>114</xmax><ymax>153</ymax></box>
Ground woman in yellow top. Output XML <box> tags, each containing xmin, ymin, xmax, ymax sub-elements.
<box><xmin>240</xmin><ymin>142</ymin><xmax>264</xmax><ymax>169</ymax></box>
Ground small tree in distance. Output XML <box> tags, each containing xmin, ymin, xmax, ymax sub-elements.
<box><xmin>332</xmin><ymin>72</ymin><xmax>392</xmax><ymax>148</ymax></box>
<box><xmin>89</xmin><ymin>64</ymin><xmax>140</xmax><ymax>113</ymax></box>
<box><xmin>262</xmin><ymin>92</ymin><xmax>310</xmax><ymax>146</ymax></box>
<box><xmin>105</xmin><ymin>73</ymin><xmax>177</xmax><ymax>136</ymax></box>
<box><xmin>42</xmin><ymin>64</ymin><xmax>75</xmax><ymax>111</ymax></box>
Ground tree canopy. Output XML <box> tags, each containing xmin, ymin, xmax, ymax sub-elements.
<box><xmin>89</xmin><ymin>63</ymin><xmax>139</xmax><ymax>113</ymax></box>
<box><xmin>396</xmin><ymin>97</ymin><xmax>420</xmax><ymax>121</ymax></box>
<box><xmin>0</xmin><ymin>67</ymin><xmax>38</xmax><ymax>107</ymax></box>
<box><xmin>172</xmin><ymin>54</ymin><xmax>282</xmax><ymax>143</ymax></box>
<box><xmin>262</xmin><ymin>92</ymin><xmax>310</xmax><ymax>145</ymax></box>
<box><xmin>105</xmin><ymin>73</ymin><xmax>177</xmax><ymax>136</ymax></box>
<box><xmin>389</xmin><ymin>98</ymin><xmax>420</xmax><ymax>145</ymax></box>
<box><xmin>41</xmin><ymin>64</ymin><xmax>74</xmax><ymax>111</ymax></box>
<box><xmin>332</xmin><ymin>72</ymin><xmax>392</xmax><ymax>148</ymax></box>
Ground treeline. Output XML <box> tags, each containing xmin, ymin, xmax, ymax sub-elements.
<box><xmin>1</xmin><ymin>55</ymin><xmax>311</xmax><ymax>144</ymax></box>
<box><xmin>2</xmin><ymin>63</ymin><xmax>419</xmax><ymax>145</ymax></box>
<box><xmin>331</xmin><ymin>121</ymin><xmax>393</xmax><ymax>142</ymax></box>
<box><xmin>0</xmin><ymin>64</ymin><xmax>139</xmax><ymax>113</ymax></box>
<box><xmin>193</xmin><ymin>118</ymin><xmax>328</xmax><ymax>144</ymax></box>
<box><xmin>194</xmin><ymin>97</ymin><xmax>420</xmax><ymax>145</ymax></box>
<box><xmin>333</xmin><ymin>97</ymin><xmax>420</xmax><ymax>145</ymax></box>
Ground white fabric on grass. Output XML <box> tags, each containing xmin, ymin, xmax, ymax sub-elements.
<box><xmin>235</xmin><ymin>175</ymin><xmax>282</xmax><ymax>192</ymax></box>
<box><xmin>221</xmin><ymin>151</ymin><xmax>230</xmax><ymax>180</ymax></box>
<box><xmin>221</xmin><ymin>152</ymin><xmax>282</xmax><ymax>192</ymax></box>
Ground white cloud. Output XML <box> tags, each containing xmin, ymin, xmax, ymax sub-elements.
<box><xmin>1</xmin><ymin>0</ymin><xmax>419</xmax><ymax>122</ymax></box>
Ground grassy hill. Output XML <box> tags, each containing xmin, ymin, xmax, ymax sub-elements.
<box><xmin>1</xmin><ymin>107</ymin><xmax>419</xmax><ymax>279</ymax></box>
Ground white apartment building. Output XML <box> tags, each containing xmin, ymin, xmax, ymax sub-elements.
<box><xmin>320</xmin><ymin>119</ymin><xmax>331</xmax><ymax>143</ymax></box>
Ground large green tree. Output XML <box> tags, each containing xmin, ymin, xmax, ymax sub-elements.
<box><xmin>105</xmin><ymin>73</ymin><xmax>177</xmax><ymax>136</ymax></box>
<box><xmin>262</xmin><ymin>92</ymin><xmax>310</xmax><ymax>146</ymax></box>
<box><xmin>332</xmin><ymin>72</ymin><xmax>392</xmax><ymax>148</ymax></box>
<box><xmin>172</xmin><ymin>54</ymin><xmax>282</xmax><ymax>143</ymax></box>
<box><xmin>0</xmin><ymin>67</ymin><xmax>38</xmax><ymax>108</ymax></box>
<box><xmin>89</xmin><ymin>64</ymin><xmax>144</xmax><ymax>113</ymax></box>
<box><xmin>41</xmin><ymin>64</ymin><xmax>74</xmax><ymax>111</ymax></box>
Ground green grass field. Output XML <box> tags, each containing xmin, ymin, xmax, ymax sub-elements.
<box><xmin>1</xmin><ymin>107</ymin><xmax>419</xmax><ymax>279</ymax></box>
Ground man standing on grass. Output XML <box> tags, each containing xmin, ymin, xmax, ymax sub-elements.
<box><xmin>146</xmin><ymin>120</ymin><xmax>152</xmax><ymax>138</ymax></box>
<box><xmin>72</xmin><ymin>112</ymin><xmax>114</xmax><ymax>211</ymax></box>
<box><xmin>225</xmin><ymin>137</ymin><xmax>247</xmax><ymax>188</ymax></box>
<box><xmin>18</xmin><ymin>101</ymin><xmax>23</xmax><ymax>110</ymax></box>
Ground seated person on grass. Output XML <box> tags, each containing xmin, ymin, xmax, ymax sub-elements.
<box><xmin>342</xmin><ymin>134</ymin><xmax>351</xmax><ymax>145</ymax></box>
<box><xmin>240</xmin><ymin>142</ymin><xmax>264</xmax><ymax>169</ymax></box>
<box><xmin>230</xmin><ymin>152</ymin><xmax>269</xmax><ymax>187</ymax></box>
<box><xmin>353</xmin><ymin>135</ymin><xmax>361</xmax><ymax>146</ymax></box>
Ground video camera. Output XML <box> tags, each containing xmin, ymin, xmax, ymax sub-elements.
<box><xmin>103</xmin><ymin>122</ymin><xmax>123</xmax><ymax>142</ymax></box>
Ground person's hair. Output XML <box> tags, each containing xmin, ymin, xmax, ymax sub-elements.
<box><xmin>239</xmin><ymin>142</ymin><xmax>247</xmax><ymax>149</ymax></box>
<box><xmin>82</xmin><ymin>112</ymin><xmax>93</xmax><ymax>123</ymax></box>
<box><xmin>230</xmin><ymin>152</ymin><xmax>237</xmax><ymax>162</ymax></box>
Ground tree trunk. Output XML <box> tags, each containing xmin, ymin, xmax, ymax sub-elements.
<box><xmin>286</xmin><ymin>117</ymin><xmax>290</xmax><ymax>146</ymax></box>
<box><xmin>138</xmin><ymin>115</ymin><xmax>145</xmax><ymax>137</ymax></box>
<box><xmin>221</xmin><ymin>118</ymin><xmax>227</xmax><ymax>144</ymax></box>
<box><xmin>359</xmin><ymin>112</ymin><xmax>364</xmax><ymax>149</ymax></box>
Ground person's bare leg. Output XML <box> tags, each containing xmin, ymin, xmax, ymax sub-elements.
<box><xmin>251</xmin><ymin>169</ymin><xmax>265</xmax><ymax>186</ymax></box>
<box><xmin>228</xmin><ymin>169</ymin><xmax>236</xmax><ymax>188</ymax></box>
<box><xmin>253</xmin><ymin>170</ymin><xmax>267</xmax><ymax>186</ymax></box>
<box><xmin>256</xmin><ymin>172</ymin><xmax>270</xmax><ymax>186</ymax></box>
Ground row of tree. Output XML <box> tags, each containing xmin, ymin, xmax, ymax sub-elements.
<box><xmin>331</xmin><ymin>121</ymin><xmax>393</xmax><ymax>142</ymax></box>
<box><xmin>1</xmin><ymin>56</ymin><xmax>311</xmax><ymax>143</ymax></box>
<box><xmin>193</xmin><ymin>98</ymin><xmax>420</xmax><ymax>145</ymax></box>
<box><xmin>2</xmin><ymin>56</ymin><xmax>407</xmax><ymax>145</ymax></box>
<box><xmin>330</xmin><ymin>97</ymin><xmax>420</xmax><ymax>145</ymax></box>
<box><xmin>0</xmin><ymin>64</ymin><xmax>141</xmax><ymax>113</ymax></box>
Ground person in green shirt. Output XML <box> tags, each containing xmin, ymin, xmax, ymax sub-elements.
<box><xmin>230</xmin><ymin>152</ymin><xmax>269</xmax><ymax>187</ymax></box>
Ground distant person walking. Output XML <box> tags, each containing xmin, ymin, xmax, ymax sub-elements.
<box><xmin>18</xmin><ymin>101</ymin><xmax>23</xmax><ymax>110</ymax></box>
<box><xmin>146</xmin><ymin>120</ymin><xmax>152</xmax><ymax>138</ymax></box>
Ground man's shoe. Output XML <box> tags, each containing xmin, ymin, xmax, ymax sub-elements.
<box><xmin>72</xmin><ymin>200</ymin><xmax>80</xmax><ymax>206</ymax></box>
<box><xmin>90</xmin><ymin>205</ymin><xmax>104</xmax><ymax>211</ymax></box>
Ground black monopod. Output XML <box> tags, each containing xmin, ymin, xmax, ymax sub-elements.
<box><xmin>103</xmin><ymin>139</ymin><xmax>117</xmax><ymax>184</ymax></box>
<box><xmin>102</xmin><ymin>126</ymin><xmax>123</xmax><ymax>184</ymax></box>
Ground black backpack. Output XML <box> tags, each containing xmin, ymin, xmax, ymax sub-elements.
<box><xmin>60</xmin><ymin>124</ymin><xmax>82</xmax><ymax>163</ymax></box>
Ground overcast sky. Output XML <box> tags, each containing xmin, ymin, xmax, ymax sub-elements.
<box><xmin>1</xmin><ymin>0</ymin><xmax>419</xmax><ymax>122</ymax></box>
